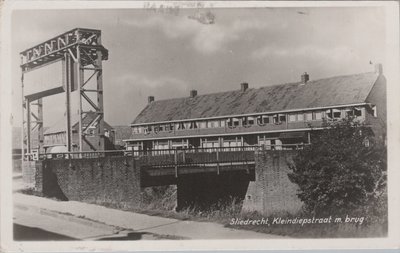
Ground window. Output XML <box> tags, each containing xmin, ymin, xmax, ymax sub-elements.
<box><xmin>354</xmin><ymin>108</ymin><xmax>362</xmax><ymax>117</ymax></box>
<box><xmin>333</xmin><ymin>109</ymin><xmax>341</xmax><ymax>119</ymax></box>
<box><xmin>220</xmin><ymin>120</ymin><xmax>226</xmax><ymax>127</ymax></box>
<box><xmin>262</xmin><ymin>115</ymin><xmax>270</xmax><ymax>124</ymax></box>
<box><xmin>207</xmin><ymin>121</ymin><xmax>212</xmax><ymax>128</ymax></box>
<box><xmin>346</xmin><ymin>108</ymin><xmax>354</xmax><ymax>117</ymax></box>
<box><xmin>279</xmin><ymin>114</ymin><xmax>286</xmax><ymax>122</ymax></box>
<box><xmin>257</xmin><ymin>116</ymin><xmax>263</xmax><ymax>125</ymax></box>
<box><xmin>165</xmin><ymin>124</ymin><xmax>171</xmax><ymax>131</ymax></box>
<box><xmin>273</xmin><ymin>115</ymin><xmax>279</xmax><ymax>124</ymax></box>
<box><xmin>242</xmin><ymin>117</ymin><xmax>248</xmax><ymax>126</ymax></box>
<box><xmin>315</xmin><ymin>112</ymin><xmax>322</xmax><ymax>120</ymax></box>
<box><xmin>190</xmin><ymin>121</ymin><xmax>198</xmax><ymax>129</ymax></box>
<box><xmin>325</xmin><ymin>109</ymin><xmax>332</xmax><ymax>119</ymax></box>
<box><xmin>178</xmin><ymin>122</ymin><xmax>185</xmax><ymax>130</ymax></box>
<box><xmin>146</xmin><ymin>126</ymin><xmax>152</xmax><ymax>133</ymax></box>
<box><xmin>305</xmin><ymin>112</ymin><xmax>313</xmax><ymax>121</ymax></box>
<box><xmin>289</xmin><ymin>114</ymin><xmax>297</xmax><ymax>122</ymax></box>
<box><xmin>159</xmin><ymin>125</ymin><xmax>164</xmax><ymax>131</ymax></box>
<box><xmin>297</xmin><ymin>113</ymin><xmax>304</xmax><ymax>121</ymax></box>
<box><xmin>232</xmin><ymin>118</ymin><xmax>240</xmax><ymax>127</ymax></box>
<box><xmin>199</xmin><ymin>121</ymin><xmax>207</xmax><ymax>129</ymax></box>
<box><xmin>248</xmin><ymin>117</ymin><xmax>255</xmax><ymax>125</ymax></box>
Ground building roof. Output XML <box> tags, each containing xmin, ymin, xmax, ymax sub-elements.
<box><xmin>45</xmin><ymin>111</ymin><xmax>113</xmax><ymax>135</ymax></box>
<box><xmin>132</xmin><ymin>72</ymin><xmax>379</xmax><ymax>125</ymax></box>
<box><xmin>113</xmin><ymin>125</ymin><xmax>132</xmax><ymax>146</ymax></box>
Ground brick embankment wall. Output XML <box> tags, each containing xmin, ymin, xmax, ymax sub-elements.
<box><xmin>22</xmin><ymin>161</ymin><xmax>42</xmax><ymax>189</ymax></box>
<box><xmin>39</xmin><ymin>156</ymin><xmax>142</xmax><ymax>206</ymax></box>
<box><xmin>243</xmin><ymin>150</ymin><xmax>303</xmax><ymax>215</ymax></box>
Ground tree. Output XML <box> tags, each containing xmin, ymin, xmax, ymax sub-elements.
<box><xmin>288</xmin><ymin>117</ymin><xmax>387</xmax><ymax>216</ymax></box>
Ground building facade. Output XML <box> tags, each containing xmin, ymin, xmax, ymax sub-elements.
<box><xmin>125</xmin><ymin>65</ymin><xmax>386</xmax><ymax>153</ymax></box>
<box><xmin>44</xmin><ymin>111</ymin><xmax>115</xmax><ymax>152</ymax></box>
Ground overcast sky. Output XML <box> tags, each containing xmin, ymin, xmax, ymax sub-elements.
<box><xmin>11</xmin><ymin>7</ymin><xmax>386</xmax><ymax>127</ymax></box>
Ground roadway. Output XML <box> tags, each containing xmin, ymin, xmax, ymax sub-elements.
<box><xmin>13</xmin><ymin>177</ymin><xmax>283</xmax><ymax>241</ymax></box>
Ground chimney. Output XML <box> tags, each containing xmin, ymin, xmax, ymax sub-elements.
<box><xmin>374</xmin><ymin>63</ymin><xmax>383</xmax><ymax>75</ymax></box>
<box><xmin>148</xmin><ymin>96</ymin><xmax>154</xmax><ymax>104</ymax></box>
<box><xmin>240</xmin><ymin>82</ymin><xmax>249</xmax><ymax>92</ymax></box>
<box><xmin>301</xmin><ymin>72</ymin><xmax>309</xmax><ymax>84</ymax></box>
<box><xmin>190</xmin><ymin>90</ymin><xmax>197</xmax><ymax>98</ymax></box>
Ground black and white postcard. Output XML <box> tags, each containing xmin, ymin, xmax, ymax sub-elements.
<box><xmin>0</xmin><ymin>1</ymin><xmax>399</xmax><ymax>252</ymax></box>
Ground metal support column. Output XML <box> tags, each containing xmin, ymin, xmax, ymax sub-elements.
<box><xmin>96</xmin><ymin>36</ymin><xmax>105</xmax><ymax>151</ymax></box>
<box><xmin>37</xmin><ymin>99</ymin><xmax>44</xmax><ymax>153</ymax></box>
<box><xmin>77</xmin><ymin>46</ymin><xmax>84</xmax><ymax>152</ymax></box>
<box><xmin>26</xmin><ymin>98</ymin><xmax>31</xmax><ymax>156</ymax></box>
<box><xmin>64</xmin><ymin>54</ymin><xmax>73</xmax><ymax>151</ymax></box>
<box><xmin>21</xmin><ymin>70</ymin><xmax>25</xmax><ymax>161</ymax></box>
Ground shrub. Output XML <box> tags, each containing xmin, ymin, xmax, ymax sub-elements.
<box><xmin>288</xmin><ymin>117</ymin><xmax>387</xmax><ymax>216</ymax></box>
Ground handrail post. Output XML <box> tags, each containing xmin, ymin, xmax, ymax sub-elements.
<box><xmin>174</xmin><ymin>149</ymin><xmax>178</xmax><ymax>178</ymax></box>
<box><xmin>216</xmin><ymin>148</ymin><xmax>220</xmax><ymax>175</ymax></box>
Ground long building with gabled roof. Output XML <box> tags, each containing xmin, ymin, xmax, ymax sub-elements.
<box><xmin>124</xmin><ymin>65</ymin><xmax>386</xmax><ymax>152</ymax></box>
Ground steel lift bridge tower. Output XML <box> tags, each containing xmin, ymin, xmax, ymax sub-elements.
<box><xmin>20</xmin><ymin>28</ymin><xmax>108</xmax><ymax>160</ymax></box>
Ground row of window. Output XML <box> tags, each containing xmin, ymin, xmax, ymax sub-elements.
<box><xmin>287</xmin><ymin>108</ymin><xmax>362</xmax><ymax>122</ymax></box>
<box><xmin>132</xmin><ymin>107</ymin><xmax>366</xmax><ymax>134</ymax></box>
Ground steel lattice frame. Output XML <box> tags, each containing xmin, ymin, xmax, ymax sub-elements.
<box><xmin>20</xmin><ymin>28</ymin><xmax>108</xmax><ymax>160</ymax></box>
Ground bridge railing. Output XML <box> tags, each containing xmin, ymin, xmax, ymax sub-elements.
<box><xmin>139</xmin><ymin>147</ymin><xmax>257</xmax><ymax>167</ymax></box>
<box><xmin>29</xmin><ymin>144</ymin><xmax>307</xmax><ymax>162</ymax></box>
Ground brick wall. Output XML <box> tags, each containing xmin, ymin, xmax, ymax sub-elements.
<box><xmin>243</xmin><ymin>150</ymin><xmax>303</xmax><ymax>215</ymax></box>
<box><xmin>39</xmin><ymin>156</ymin><xmax>142</xmax><ymax>206</ymax></box>
<box><xmin>22</xmin><ymin>161</ymin><xmax>43</xmax><ymax>189</ymax></box>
